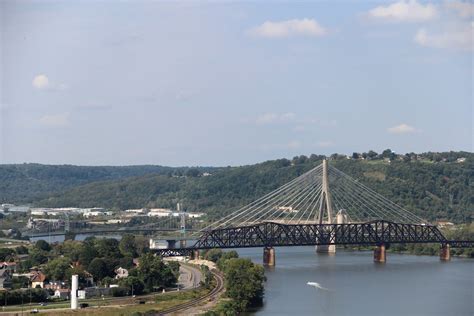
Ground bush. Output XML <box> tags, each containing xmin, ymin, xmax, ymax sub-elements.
<box><xmin>0</xmin><ymin>289</ymin><xmax>48</xmax><ymax>306</ymax></box>
<box><xmin>111</xmin><ymin>287</ymin><xmax>129</xmax><ymax>297</ymax></box>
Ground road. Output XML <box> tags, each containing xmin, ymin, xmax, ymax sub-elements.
<box><xmin>177</xmin><ymin>263</ymin><xmax>202</xmax><ymax>290</ymax></box>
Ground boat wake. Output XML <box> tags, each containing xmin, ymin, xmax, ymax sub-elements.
<box><xmin>307</xmin><ymin>282</ymin><xmax>331</xmax><ymax>291</ymax></box>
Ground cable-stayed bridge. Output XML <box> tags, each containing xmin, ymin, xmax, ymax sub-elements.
<box><xmin>154</xmin><ymin>160</ymin><xmax>472</xmax><ymax>264</ymax></box>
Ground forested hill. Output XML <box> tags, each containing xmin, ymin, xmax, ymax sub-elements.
<box><xmin>18</xmin><ymin>151</ymin><xmax>473</xmax><ymax>223</ymax></box>
<box><xmin>0</xmin><ymin>164</ymin><xmax>219</xmax><ymax>203</ymax></box>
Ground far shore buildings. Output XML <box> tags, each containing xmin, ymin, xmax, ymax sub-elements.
<box><xmin>148</xmin><ymin>208</ymin><xmax>173</xmax><ymax>217</ymax></box>
<box><xmin>30</xmin><ymin>207</ymin><xmax>108</xmax><ymax>217</ymax></box>
<box><xmin>124</xmin><ymin>207</ymin><xmax>205</xmax><ymax>219</ymax></box>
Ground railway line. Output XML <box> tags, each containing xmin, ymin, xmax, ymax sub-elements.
<box><xmin>158</xmin><ymin>268</ymin><xmax>224</xmax><ymax>315</ymax></box>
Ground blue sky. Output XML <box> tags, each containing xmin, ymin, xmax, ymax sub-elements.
<box><xmin>0</xmin><ymin>0</ymin><xmax>472</xmax><ymax>166</ymax></box>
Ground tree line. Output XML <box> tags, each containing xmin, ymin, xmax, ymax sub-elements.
<box><xmin>23</xmin><ymin>151</ymin><xmax>472</xmax><ymax>223</ymax></box>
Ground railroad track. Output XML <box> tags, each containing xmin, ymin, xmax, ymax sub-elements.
<box><xmin>158</xmin><ymin>268</ymin><xmax>224</xmax><ymax>315</ymax></box>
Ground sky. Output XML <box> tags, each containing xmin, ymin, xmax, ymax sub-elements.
<box><xmin>0</xmin><ymin>0</ymin><xmax>472</xmax><ymax>166</ymax></box>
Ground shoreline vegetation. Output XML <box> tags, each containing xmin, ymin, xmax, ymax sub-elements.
<box><xmin>200</xmin><ymin>249</ymin><xmax>266</xmax><ymax>315</ymax></box>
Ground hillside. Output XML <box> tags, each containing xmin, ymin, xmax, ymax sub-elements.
<box><xmin>28</xmin><ymin>151</ymin><xmax>473</xmax><ymax>223</ymax></box>
<box><xmin>0</xmin><ymin>164</ymin><xmax>218</xmax><ymax>203</ymax></box>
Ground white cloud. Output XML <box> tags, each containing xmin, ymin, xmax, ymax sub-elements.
<box><xmin>32</xmin><ymin>74</ymin><xmax>68</xmax><ymax>91</ymax></box>
<box><xmin>387</xmin><ymin>123</ymin><xmax>417</xmax><ymax>134</ymax></box>
<box><xmin>32</xmin><ymin>74</ymin><xmax>50</xmax><ymax>90</ymax></box>
<box><xmin>445</xmin><ymin>0</ymin><xmax>474</xmax><ymax>18</ymax></box>
<box><xmin>255</xmin><ymin>112</ymin><xmax>296</xmax><ymax>125</ymax></box>
<box><xmin>250</xmin><ymin>19</ymin><xmax>327</xmax><ymax>38</ymax></box>
<box><xmin>414</xmin><ymin>23</ymin><xmax>473</xmax><ymax>50</ymax></box>
<box><xmin>39</xmin><ymin>113</ymin><xmax>70</xmax><ymax>127</ymax></box>
<box><xmin>368</xmin><ymin>0</ymin><xmax>438</xmax><ymax>22</ymax></box>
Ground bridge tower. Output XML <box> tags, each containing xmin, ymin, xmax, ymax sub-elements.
<box><xmin>316</xmin><ymin>159</ymin><xmax>336</xmax><ymax>254</ymax></box>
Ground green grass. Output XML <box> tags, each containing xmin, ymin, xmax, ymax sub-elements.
<box><xmin>2</xmin><ymin>288</ymin><xmax>211</xmax><ymax>315</ymax></box>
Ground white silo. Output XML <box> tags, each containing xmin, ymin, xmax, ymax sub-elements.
<box><xmin>71</xmin><ymin>274</ymin><xmax>78</xmax><ymax>309</ymax></box>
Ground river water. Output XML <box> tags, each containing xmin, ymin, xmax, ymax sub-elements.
<box><xmin>235</xmin><ymin>246</ymin><xmax>473</xmax><ymax>316</ymax></box>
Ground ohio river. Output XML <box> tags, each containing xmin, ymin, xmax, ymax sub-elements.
<box><xmin>236</xmin><ymin>246</ymin><xmax>473</xmax><ymax>316</ymax></box>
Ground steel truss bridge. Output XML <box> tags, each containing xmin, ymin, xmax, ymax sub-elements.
<box><xmin>153</xmin><ymin>160</ymin><xmax>473</xmax><ymax>260</ymax></box>
<box><xmin>154</xmin><ymin>220</ymin><xmax>473</xmax><ymax>257</ymax></box>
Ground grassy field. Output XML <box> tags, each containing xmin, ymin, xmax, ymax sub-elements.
<box><xmin>0</xmin><ymin>288</ymin><xmax>209</xmax><ymax>316</ymax></box>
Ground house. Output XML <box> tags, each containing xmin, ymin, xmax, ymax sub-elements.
<box><xmin>114</xmin><ymin>267</ymin><xmax>129</xmax><ymax>279</ymax></box>
<box><xmin>54</xmin><ymin>289</ymin><xmax>70</xmax><ymax>299</ymax></box>
<box><xmin>0</xmin><ymin>269</ymin><xmax>12</xmax><ymax>289</ymax></box>
<box><xmin>78</xmin><ymin>287</ymin><xmax>110</xmax><ymax>299</ymax></box>
<box><xmin>30</xmin><ymin>271</ymin><xmax>47</xmax><ymax>288</ymax></box>
<box><xmin>45</xmin><ymin>281</ymin><xmax>67</xmax><ymax>290</ymax></box>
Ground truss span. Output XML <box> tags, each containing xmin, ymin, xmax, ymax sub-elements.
<box><xmin>192</xmin><ymin>220</ymin><xmax>446</xmax><ymax>249</ymax></box>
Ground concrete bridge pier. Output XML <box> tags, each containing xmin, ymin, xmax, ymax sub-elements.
<box><xmin>373</xmin><ymin>244</ymin><xmax>386</xmax><ymax>263</ymax></box>
<box><xmin>263</xmin><ymin>247</ymin><xmax>275</xmax><ymax>266</ymax></box>
<box><xmin>191</xmin><ymin>250</ymin><xmax>200</xmax><ymax>260</ymax></box>
<box><xmin>316</xmin><ymin>244</ymin><xmax>336</xmax><ymax>254</ymax></box>
<box><xmin>180</xmin><ymin>240</ymin><xmax>187</xmax><ymax>248</ymax></box>
<box><xmin>440</xmin><ymin>243</ymin><xmax>450</xmax><ymax>261</ymax></box>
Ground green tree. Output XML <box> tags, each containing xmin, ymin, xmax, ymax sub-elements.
<box><xmin>217</xmin><ymin>251</ymin><xmax>239</xmax><ymax>270</ymax></box>
<box><xmin>44</xmin><ymin>257</ymin><xmax>71</xmax><ymax>281</ymax></box>
<box><xmin>87</xmin><ymin>258</ymin><xmax>110</xmax><ymax>282</ymax></box>
<box><xmin>59</xmin><ymin>241</ymin><xmax>84</xmax><ymax>262</ymax></box>
<box><xmin>94</xmin><ymin>238</ymin><xmax>121</xmax><ymax>258</ymax></box>
<box><xmin>119</xmin><ymin>276</ymin><xmax>145</xmax><ymax>295</ymax></box>
<box><xmin>119</xmin><ymin>234</ymin><xmax>137</xmax><ymax>257</ymax></box>
<box><xmin>14</xmin><ymin>246</ymin><xmax>28</xmax><ymax>255</ymax></box>
<box><xmin>34</xmin><ymin>240</ymin><xmax>51</xmax><ymax>252</ymax></box>
<box><xmin>185</xmin><ymin>168</ymin><xmax>201</xmax><ymax>177</ymax></box>
<box><xmin>204</xmin><ymin>249</ymin><xmax>223</xmax><ymax>262</ymax></box>
<box><xmin>367</xmin><ymin>150</ymin><xmax>378</xmax><ymax>160</ymax></box>
<box><xmin>134</xmin><ymin>236</ymin><xmax>149</xmax><ymax>256</ymax></box>
<box><xmin>0</xmin><ymin>248</ymin><xmax>15</xmax><ymax>261</ymax></box>
<box><xmin>78</xmin><ymin>242</ymin><xmax>98</xmax><ymax>267</ymax></box>
<box><xmin>223</xmin><ymin>258</ymin><xmax>265</xmax><ymax>312</ymax></box>
<box><xmin>29</xmin><ymin>248</ymin><xmax>48</xmax><ymax>265</ymax></box>
<box><xmin>136</xmin><ymin>254</ymin><xmax>176</xmax><ymax>291</ymax></box>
